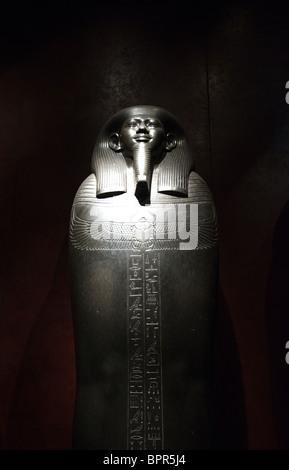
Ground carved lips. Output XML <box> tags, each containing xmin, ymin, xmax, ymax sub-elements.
<box><xmin>133</xmin><ymin>134</ymin><xmax>152</xmax><ymax>143</ymax></box>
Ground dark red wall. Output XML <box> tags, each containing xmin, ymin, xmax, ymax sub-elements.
<box><xmin>0</xmin><ymin>0</ymin><xmax>289</xmax><ymax>450</ymax></box>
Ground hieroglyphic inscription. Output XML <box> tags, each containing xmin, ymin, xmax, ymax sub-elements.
<box><xmin>128</xmin><ymin>253</ymin><xmax>163</xmax><ymax>450</ymax></box>
<box><xmin>144</xmin><ymin>252</ymin><xmax>163</xmax><ymax>450</ymax></box>
<box><xmin>128</xmin><ymin>254</ymin><xmax>144</xmax><ymax>450</ymax></box>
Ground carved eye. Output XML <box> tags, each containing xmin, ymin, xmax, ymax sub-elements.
<box><xmin>146</xmin><ymin>119</ymin><xmax>160</xmax><ymax>128</ymax></box>
<box><xmin>127</xmin><ymin>119</ymin><xmax>139</xmax><ymax>128</ymax></box>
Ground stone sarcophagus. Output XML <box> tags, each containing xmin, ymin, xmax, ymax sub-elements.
<box><xmin>69</xmin><ymin>105</ymin><xmax>218</xmax><ymax>450</ymax></box>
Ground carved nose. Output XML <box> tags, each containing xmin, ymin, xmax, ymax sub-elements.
<box><xmin>136</xmin><ymin>124</ymin><xmax>149</xmax><ymax>134</ymax></box>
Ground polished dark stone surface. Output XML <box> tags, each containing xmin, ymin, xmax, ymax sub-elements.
<box><xmin>69</xmin><ymin>106</ymin><xmax>218</xmax><ymax>449</ymax></box>
<box><xmin>70</xmin><ymin>247</ymin><xmax>218</xmax><ymax>449</ymax></box>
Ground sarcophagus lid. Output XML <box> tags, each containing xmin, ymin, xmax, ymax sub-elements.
<box><xmin>69</xmin><ymin>105</ymin><xmax>218</xmax><ymax>450</ymax></box>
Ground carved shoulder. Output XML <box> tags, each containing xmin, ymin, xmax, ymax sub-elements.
<box><xmin>72</xmin><ymin>174</ymin><xmax>97</xmax><ymax>206</ymax></box>
<box><xmin>188</xmin><ymin>172</ymin><xmax>215</xmax><ymax>205</ymax></box>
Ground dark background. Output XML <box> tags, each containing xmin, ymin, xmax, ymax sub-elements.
<box><xmin>0</xmin><ymin>0</ymin><xmax>289</xmax><ymax>450</ymax></box>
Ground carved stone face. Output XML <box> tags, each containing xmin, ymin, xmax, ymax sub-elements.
<box><xmin>94</xmin><ymin>105</ymin><xmax>192</xmax><ymax>200</ymax></box>
<box><xmin>108</xmin><ymin>114</ymin><xmax>176</xmax><ymax>202</ymax></box>
<box><xmin>119</xmin><ymin>116</ymin><xmax>166</xmax><ymax>157</ymax></box>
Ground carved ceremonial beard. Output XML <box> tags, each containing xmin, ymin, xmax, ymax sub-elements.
<box><xmin>131</xmin><ymin>143</ymin><xmax>152</xmax><ymax>205</ymax></box>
